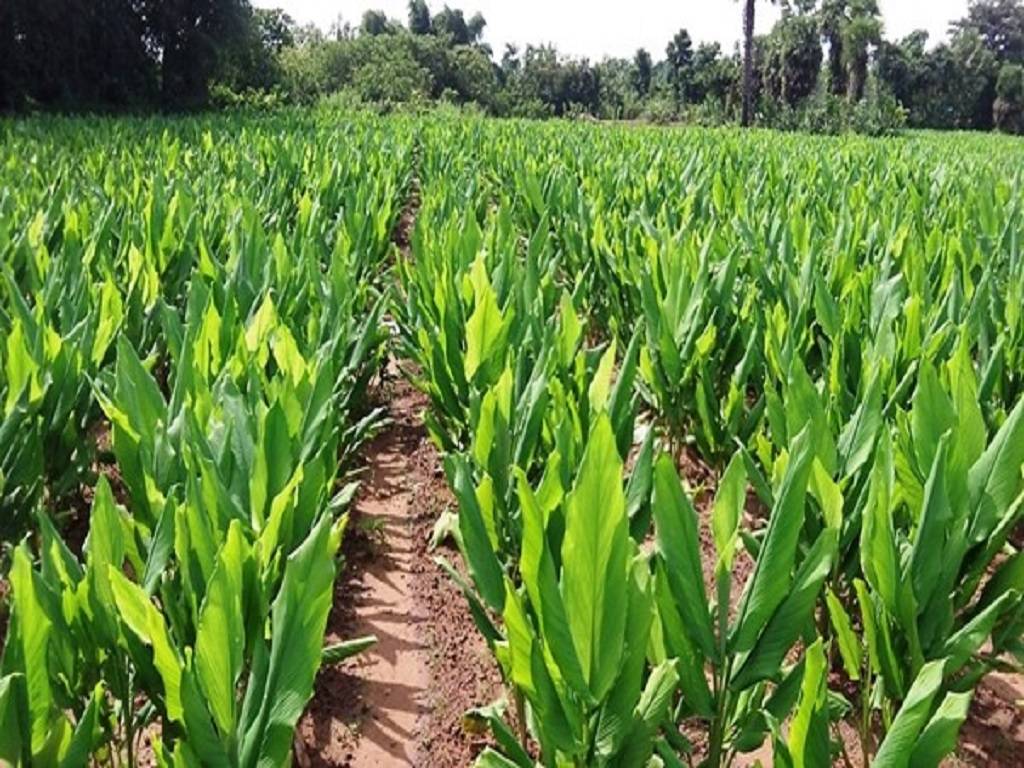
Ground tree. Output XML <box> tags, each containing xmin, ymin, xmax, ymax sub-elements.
<box><xmin>0</xmin><ymin>0</ymin><xmax>13</xmax><ymax>110</ymax></box>
<box><xmin>666</xmin><ymin>29</ymin><xmax>694</xmax><ymax>104</ymax></box>
<box><xmin>360</xmin><ymin>9</ymin><xmax>397</xmax><ymax>36</ymax></box>
<box><xmin>953</xmin><ymin>0</ymin><xmax>1024</xmax><ymax>63</ymax></box>
<box><xmin>874</xmin><ymin>31</ymin><xmax>929</xmax><ymax>115</ymax></box>
<box><xmin>875</xmin><ymin>28</ymin><xmax>998</xmax><ymax>129</ymax></box>
<box><xmin>467</xmin><ymin>12</ymin><xmax>487</xmax><ymax>43</ymax></box>
<box><xmin>3</xmin><ymin>0</ymin><xmax>158</xmax><ymax>109</ymax></box>
<box><xmin>739</xmin><ymin>0</ymin><xmax>776</xmax><ymax>125</ymax></box>
<box><xmin>841</xmin><ymin>0</ymin><xmax>882</xmax><ymax>102</ymax></box>
<box><xmin>762</xmin><ymin>2</ymin><xmax>823</xmax><ymax>107</ymax></box>
<box><xmin>218</xmin><ymin>6</ymin><xmax>297</xmax><ymax>92</ymax></box>
<box><xmin>408</xmin><ymin>0</ymin><xmax>432</xmax><ymax>35</ymax></box>
<box><xmin>351</xmin><ymin>37</ymin><xmax>432</xmax><ymax>105</ymax></box>
<box><xmin>820</xmin><ymin>0</ymin><xmax>848</xmax><ymax>95</ymax></box>
<box><xmin>255</xmin><ymin>8</ymin><xmax>295</xmax><ymax>52</ymax></box>
<box><xmin>994</xmin><ymin>62</ymin><xmax>1024</xmax><ymax>131</ymax></box>
<box><xmin>633</xmin><ymin>48</ymin><xmax>653</xmax><ymax>96</ymax></box>
<box><xmin>142</xmin><ymin>0</ymin><xmax>250</xmax><ymax>109</ymax></box>
<box><xmin>448</xmin><ymin>44</ymin><xmax>499</xmax><ymax>106</ymax></box>
<box><xmin>595</xmin><ymin>57</ymin><xmax>642</xmax><ymax>119</ymax></box>
<box><xmin>432</xmin><ymin>6</ymin><xmax>471</xmax><ymax>45</ymax></box>
<box><xmin>690</xmin><ymin>43</ymin><xmax>736</xmax><ymax>104</ymax></box>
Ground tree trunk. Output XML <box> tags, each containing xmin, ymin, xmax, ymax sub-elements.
<box><xmin>848</xmin><ymin>54</ymin><xmax>867</xmax><ymax>103</ymax></box>
<box><xmin>741</xmin><ymin>0</ymin><xmax>756</xmax><ymax>126</ymax></box>
<box><xmin>827</xmin><ymin>35</ymin><xmax>846</xmax><ymax>96</ymax></box>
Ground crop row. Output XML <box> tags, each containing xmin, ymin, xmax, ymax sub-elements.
<box><xmin>0</xmin><ymin>113</ymin><xmax>412</xmax><ymax>766</ymax></box>
<box><xmin>398</xmin><ymin>120</ymin><xmax>1024</xmax><ymax>766</ymax></box>
<box><xmin>2</xmin><ymin>112</ymin><xmax>1024</xmax><ymax>767</ymax></box>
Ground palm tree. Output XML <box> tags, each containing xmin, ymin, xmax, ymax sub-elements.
<box><xmin>841</xmin><ymin>0</ymin><xmax>881</xmax><ymax>102</ymax></box>
<box><xmin>740</xmin><ymin>0</ymin><xmax>756</xmax><ymax>125</ymax></box>
<box><xmin>738</xmin><ymin>0</ymin><xmax>776</xmax><ymax>126</ymax></box>
<box><xmin>819</xmin><ymin>0</ymin><xmax>849</xmax><ymax>96</ymax></box>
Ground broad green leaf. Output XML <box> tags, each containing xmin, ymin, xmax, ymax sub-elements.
<box><xmin>238</xmin><ymin>517</ymin><xmax>342</xmax><ymax>768</ymax></box>
<box><xmin>732</xmin><ymin>427</ymin><xmax>814</xmax><ymax>653</ymax></box>
<box><xmin>826</xmin><ymin>589</ymin><xmax>861</xmax><ymax>681</ymax></box>
<box><xmin>109</xmin><ymin>567</ymin><xmax>184</xmax><ymax>722</ymax></box>
<box><xmin>652</xmin><ymin>454</ymin><xmax>716</xmax><ymax>660</ymax></box>
<box><xmin>517</xmin><ymin>470</ymin><xmax>587</xmax><ymax>696</ymax></box>
<box><xmin>787</xmin><ymin>639</ymin><xmax>829</xmax><ymax>768</ymax></box>
<box><xmin>908</xmin><ymin>691</ymin><xmax>972</xmax><ymax>768</ymax></box>
<box><xmin>873</xmin><ymin>659</ymin><xmax>946</xmax><ymax>768</ymax></box>
<box><xmin>711</xmin><ymin>453</ymin><xmax>746</xmax><ymax>573</ymax></box>
<box><xmin>561</xmin><ymin>415</ymin><xmax>629</xmax><ymax>701</ymax></box>
<box><xmin>9</xmin><ymin>546</ymin><xmax>54</xmax><ymax>757</ymax></box>
<box><xmin>195</xmin><ymin>520</ymin><xmax>248</xmax><ymax>736</ymax></box>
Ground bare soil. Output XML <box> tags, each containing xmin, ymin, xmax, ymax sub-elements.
<box><xmin>298</xmin><ymin>376</ymin><xmax>505</xmax><ymax>767</ymax></box>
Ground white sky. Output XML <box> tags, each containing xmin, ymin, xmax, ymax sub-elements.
<box><xmin>255</xmin><ymin>0</ymin><xmax>970</xmax><ymax>60</ymax></box>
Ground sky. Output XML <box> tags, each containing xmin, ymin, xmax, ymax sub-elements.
<box><xmin>254</xmin><ymin>0</ymin><xmax>971</xmax><ymax>61</ymax></box>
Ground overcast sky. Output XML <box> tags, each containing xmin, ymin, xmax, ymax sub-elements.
<box><xmin>254</xmin><ymin>0</ymin><xmax>970</xmax><ymax>60</ymax></box>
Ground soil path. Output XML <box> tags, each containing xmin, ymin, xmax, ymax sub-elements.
<box><xmin>299</xmin><ymin>377</ymin><xmax>504</xmax><ymax>767</ymax></box>
<box><xmin>331</xmin><ymin>386</ymin><xmax>432</xmax><ymax>766</ymax></box>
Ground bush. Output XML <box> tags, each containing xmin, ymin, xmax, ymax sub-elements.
<box><xmin>209</xmin><ymin>83</ymin><xmax>287</xmax><ymax>110</ymax></box>
<box><xmin>994</xmin><ymin>63</ymin><xmax>1024</xmax><ymax>134</ymax></box>
<box><xmin>782</xmin><ymin>81</ymin><xmax>906</xmax><ymax>137</ymax></box>
<box><xmin>848</xmin><ymin>83</ymin><xmax>908</xmax><ymax>136</ymax></box>
<box><xmin>642</xmin><ymin>95</ymin><xmax>680</xmax><ymax>124</ymax></box>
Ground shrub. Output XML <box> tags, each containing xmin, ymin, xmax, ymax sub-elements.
<box><xmin>994</xmin><ymin>63</ymin><xmax>1024</xmax><ymax>135</ymax></box>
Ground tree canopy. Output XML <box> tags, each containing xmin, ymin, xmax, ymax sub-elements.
<box><xmin>3</xmin><ymin>0</ymin><xmax>1024</xmax><ymax>135</ymax></box>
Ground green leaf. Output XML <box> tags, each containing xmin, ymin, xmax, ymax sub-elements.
<box><xmin>861</xmin><ymin>433</ymin><xmax>901</xmax><ymax>616</ymax></box>
<box><xmin>10</xmin><ymin>545</ymin><xmax>55</xmax><ymax>757</ymax></box>
<box><xmin>785</xmin><ymin>361</ymin><xmax>836</xmax><ymax>474</ymax></box>
<box><xmin>787</xmin><ymin>639</ymin><xmax>829</xmax><ymax>768</ymax></box>
<box><xmin>837</xmin><ymin>373</ymin><xmax>882</xmax><ymax>480</ymax></box>
<box><xmin>711</xmin><ymin>453</ymin><xmax>746</xmax><ymax>573</ymax></box>
<box><xmin>873</xmin><ymin>659</ymin><xmax>946</xmax><ymax>768</ymax></box>
<box><xmin>653</xmin><ymin>563</ymin><xmax>713</xmax><ymax>717</ymax></box>
<box><xmin>969</xmin><ymin>397</ymin><xmax>1024</xmax><ymax>545</ymax></box>
<box><xmin>195</xmin><ymin>520</ymin><xmax>248</xmax><ymax>737</ymax></box>
<box><xmin>908</xmin><ymin>691</ymin><xmax>972</xmax><ymax>768</ymax></box>
<box><xmin>322</xmin><ymin>636</ymin><xmax>377</xmax><ymax>665</ymax></box>
<box><xmin>588</xmin><ymin>339</ymin><xmax>617</xmax><ymax>414</ymax></box>
<box><xmin>238</xmin><ymin>517</ymin><xmax>342</xmax><ymax>768</ymax></box>
<box><xmin>109</xmin><ymin>566</ymin><xmax>184</xmax><ymax>722</ymax></box>
<box><xmin>826</xmin><ymin>589</ymin><xmax>862</xmax><ymax>682</ymax></box>
<box><xmin>0</xmin><ymin>674</ymin><xmax>25</xmax><ymax>766</ymax></box>
<box><xmin>561</xmin><ymin>415</ymin><xmax>629</xmax><ymax>702</ymax></box>
<box><xmin>909</xmin><ymin>435</ymin><xmax>952</xmax><ymax>614</ymax></box>
<box><xmin>652</xmin><ymin>454</ymin><xmax>716</xmax><ymax>660</ymax></box>
<box><xmin>60</xmin><ymin>684</ymin><xmax>104</xmax><ymax>768</ymax></box>
<box><xmin>730</xmin><ymin>530</ymin><xmax>835</xmax><ymax>690</ymax></box>
<box><xmin>911</xmin><ymin>362</ymin><xmax>955</xmax><ymax>478</ymax></box>
<box><xmin>517</xmin><ymin>470</ymin><xmax>587</xmax><ymax>696</ymax></box>
<box><xmin>465</xmin><ymin>256</ymin><xmax>507</xmax><ymax>381</ymax></box>
<box><xmin>940</xmin><ymin>590</ymin><xmax>1019</xmax><ymax>673</ymax></box>
<box><xmin>449</xmin><ymin>455</ymin><xmax>506</xmax><ymax>613</ymax></box>
<box><xmin>474</xmin><ymin>748</ymin><xmax>526</xmax><ymax>768</ymax></box>
<box><xmin>732</xmin><ymin>427</ymin><xmax>814</xmax><ymax>653</ymax></box>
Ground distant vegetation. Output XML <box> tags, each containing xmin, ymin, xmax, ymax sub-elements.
<box><xmin>3</xmin><ymin>0</ymin><xmax>1024</xmax><ymax>134</ymax></box>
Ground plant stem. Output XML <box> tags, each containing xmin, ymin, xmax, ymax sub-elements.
<box><xmin>125</xmin><ymin>671</ymin><xmax>135</xmax><ymax>768</ymax></box>
<box><xmin>513</xmin><ymin>687</ymin><xmax>528</xmax><ymax>753</ymax></box>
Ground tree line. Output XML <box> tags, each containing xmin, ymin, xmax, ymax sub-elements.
<box><xmin>2</xmin><ymin>0</ymin><xmax>1024</xmax><ymax>134</ymax></box>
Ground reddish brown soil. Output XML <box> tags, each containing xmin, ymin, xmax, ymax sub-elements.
<box><xmin>952</xmin><ymin>672</ymin><xmax>1024</xmax><ymax>766</ymax></box>
<box><xmin>298</xmin><ymin>376</ymin><xmax>505</xmax><ymax>767</ymax></box>
<box><xmin>675</xmin><ymin>445</ymin><xmax>1024</xmax><ymax>768</ymax></box>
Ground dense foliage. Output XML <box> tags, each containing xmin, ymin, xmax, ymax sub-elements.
<box><xmin>1</xmin><ymin>100</ymin><xmax>1024</xmax><ymax>764</ymax></box>
<box><xmin>396</xmin><ymin>117</ymin><xmax>1024</xmax><ymax>765</ymax></box>
<box><xmin>4</xmin><ymin>0</ymin><xmax>1024</xmax><ymax>134</ymax></box>
<box><xmin>0</xmin><ymin>111</ymin><xmax>409</xmax><ymax>765</ymax></box>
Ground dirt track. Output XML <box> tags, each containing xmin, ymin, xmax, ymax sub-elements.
<box><xmin>298</xmin><ymin>377</ymin><xmax>504</xmax><ymax>767</ymax></box>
